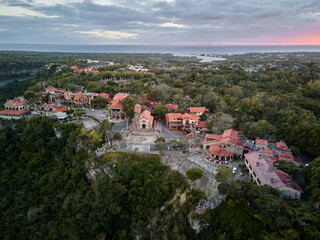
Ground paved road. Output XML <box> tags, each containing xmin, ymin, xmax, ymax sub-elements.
<box><xmin>85</xmin><ymin>108</ymin><xmax>108</xmax><ymax>122</ymax></box>
<box><xmin>111</xmin><ymin>120</ymin><xmax>126</xmax><ymax>134</ymax></box>
<box><xmin>157</xmin><ymin>120</ymin><xmax>184</xmax><ymax>139</ymax></box>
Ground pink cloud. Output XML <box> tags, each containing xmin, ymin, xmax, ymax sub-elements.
<box><xmin>223</xmin><ymin>23</ymin><xmax>320</xmax><ymax>45</ymax></box>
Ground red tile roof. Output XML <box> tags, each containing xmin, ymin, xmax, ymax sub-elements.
<box><xmin>293</xmin><ymin>157</ymin><xmax>303</xmax><ymax>164</ymax></box>
<box><xmin>255</xmin><ymin>138</ymin><xmax>268</xmax><ymax>146</ymax></box>
<box><xmin>181</xmin><ymin>113</ymin><xmax>200</xmax><ymax>121</ymax></box>
<box><xmin>0</xmin><ymin>109</ymin><xmax>28</xmax><ymax>116</ymax></box>
<box><xmin>204</xmin><ymin>134</ymin><xmax>222</xmax><ymax>141</ymax></box>
<box><xmin>138</xmin><ymin>96</ymin><xmax>149</xmax><ymax>102</ymax></box>
<box><xmin>220</xmin><ymin>129</ymin><xmax>238</xmax><ymax>145</ymax></box>
<box><xmin>45</xmin><ymin>87</ymin><xmax>58</xmax><ymax>93</ymax></box>
<box><xmin>4</xmin><ymin>99</ymin><xmax>26</xmax><ymax>106</ymax></box>
<box><xmin>276</xmin><ymin>140</ymin><xmax>288</xmax><ymax>150</ymax></box>
<box><xmin>53</xmin><ymin>106</ymin><xmax>68</xmax><ymax>113</ymax></box>
<box><xmin>142</xmin><ymin>100</ymin><xmax>157</xmax><ymax>109</ymax></box>
<box><xmin>187</xmin><ymin>107</ymin><xmax>209</xmax><ymax>113</ymax></box>
<box><xmin>202</xmin><ymin>134</ymin><xmax>221</xmax><ymax>144</ymax></box>
<box><xmin>134</xmin><ymin>107</ymin><xmax>141</xmax><ymax>113</ymax></box>
<box><xmin>278</xmin><ymin>152</ymin><xmax>293</xmax><ymax>160</ymax></box>
<box><xmin>209</xmin><ymin>145</ymin><xmax>234</xmax><ymax>157</ymax></box>
<box><xmin>165</xmin><ymin>104</ymin><xmax>179</xmax><ymax>110</ymax></box>
<box><xmin>109</xmin><ymin>101</ymin><xmax>123</xmax><ymax>110</ymax></box>
<box><xmin>275</xmin><ymin>170</ymin><xmax>303</xmax><ymax>192</ymax></box>
<box><xmin>112</xmin><ymin>93</ymin><xmax>129</xmax><ymax>103</ymax></box>
<box><xmin>196</xmin><ymin>121</ymin><xmax>207</xmax><ymax>128</ymax></box>
<box><xmin>245</xmin><ymin>152</ymin><xmax>302</xmax><ymax>193</ymax></box>
<box><xmin>166</xmin><ymin>113</ymin><xmax>182</xmax><ymax>119</ymax></box>
<box><xmin>261</xmin><ymin>146</ymin><xmax>274</xmax><ymax>155</ymax></box>
<box><xmin>99</xmin><ymin>93</ymin><xmax>109</xmax><ymax>98</ymax></box>
<box><xmin>139</xmin><ymin>110</ymin><xmax>154</xmax><ymax>124</ymax></box>
<box><xmin>39</xmin><ymin>103</ymin><xmax>60</xmax><ymax>110</ymax></box>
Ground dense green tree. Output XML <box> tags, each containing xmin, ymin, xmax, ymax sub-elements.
<box><xmin>112</xmin><ymin>132</ymin><xmax>123</xmax><ymax>141</ymax></box>
<box><xmin>215</xmin><ymin>166</ymin><xmax>234</xmax><ymax>183</ymax></box>
<box><xmin>121</xmin><ymin>96</ymin><xmax>135</xmax><ymax>118</ymax></box>
<box><xmin>206</xmin><ymin>112</ymin><xmax>234</xmax><ymax>134</ymax></box>
<box><xmin>91</xmin><ymin>97</ymin><xmax>107</xmax><ymax>108</ymax></box>
<box><xmin>186</xmin><ymin>168</ymin><xmax>203</xmax><ymax>181</ymax></box>
<box><xmin>152</xmin><ymin>104</ymin><xmax>169</xmax><ymax>117</ymax></box>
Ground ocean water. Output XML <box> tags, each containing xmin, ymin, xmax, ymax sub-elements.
<box><xmin>1</xmin><ymin>44</ymin><xmax>320</xmax><ymax>55</ymax></box>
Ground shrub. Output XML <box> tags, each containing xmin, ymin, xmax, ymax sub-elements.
<box><xmin>186</xmin><ymin>168</ymin><xmax>203</xmax><ymax>181</ymax></box>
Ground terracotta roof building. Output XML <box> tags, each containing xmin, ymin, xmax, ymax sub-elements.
<box><xmin>0</xmin><ymin>97</ymin><xmax>29</xmax><ymax>119</ymax></box>
<box><xmin>276</xmin><ymin>140</ymin><xmax>288</xmax><ymax>150</ymax></box>
<box><xmin>109</xmin><ymin>101</ymin><xmax>125</xmax><ymax>119</ymax></box>
<box><xmin>165</xmin><ymin>113</ymin><xmax>183</xmax><ymax>131</ymax></box>
<box><xmin>112</xmin><ymin>93</ymin><xmax>129</xmax><ymax>104</ymax></box>
<box><xmin>203</xmin><ymin>129</ymin><xmax>244</xmax><ymax>159</ymax></box>
<box><xmin>245</xmin><ymin>151</ymin><xmax>302</xmax><ymax>199</ymax></box>
<box><xmin>165</xmin><ymin>104</ymin><xmax>179</xmax><ymax>112</ymax></box>
<box><xmin>255</xmin><ymin>138</ymin><xmax>268</xmax><ymax>148</ymax></box>
<box><xmin>187</xmin><ymin>107</ymin><xmax>209</xmax><ymax>116</ymax></box>
<box><xmin>136</xmin><ymin>110</ymin><xmax>154</xmax><ymax>130</ymax></box>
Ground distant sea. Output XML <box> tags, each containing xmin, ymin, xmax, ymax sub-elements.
<box><xmin>1</xmin><ymin>44</ymin><xmax>320</xmax><ymax>63</ymax></box>
<box><xmin>1</xmin><ymin>44</ymin><xmax>320</xmax><ymax>54</ymax></box>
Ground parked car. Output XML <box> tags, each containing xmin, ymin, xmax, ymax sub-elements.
<box><xmin>232</xmin><ymin>167</ymin><xmax>237</xmax><ymax>174</ymax></box>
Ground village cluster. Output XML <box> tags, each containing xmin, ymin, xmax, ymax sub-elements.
<box><xmin>0</xmin><ymin>79</ymin><xmax>303</xmax><ymax>200</ymax></box>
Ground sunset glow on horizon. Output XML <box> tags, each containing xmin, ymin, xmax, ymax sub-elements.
<box><xmin>0</xmin><ymin>0</ymin><xmax>320</xmax><ymax>45</ymax></box>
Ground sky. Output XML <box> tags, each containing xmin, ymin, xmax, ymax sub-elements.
<box><xmin>0</xmin><ymin>0</ymin><xmax>320</xmax><ymax>45</ymax></box>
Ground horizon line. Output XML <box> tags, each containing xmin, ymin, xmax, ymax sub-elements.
<box><xmin>1</xmin><ymin>43</ymin><xmax>320</xmax><ymax>47</ymax></box>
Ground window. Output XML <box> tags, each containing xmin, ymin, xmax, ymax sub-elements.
<box><xmin>257</xmin><ymin>178</ymin><xmax>261</xmax><ymax>185</ymax></box>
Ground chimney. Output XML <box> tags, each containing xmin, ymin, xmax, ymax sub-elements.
<box><xmin>256</xmin><ymin>162</ymin><xmax>260</xmax><ymax>167</ymax></box>
<box><xmin>270</xmin><ymin>178</ymin><xmax>275</xmax><ymax>183</ymax></box>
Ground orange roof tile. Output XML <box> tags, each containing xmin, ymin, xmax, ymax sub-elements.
<box><xmin>4</xmin><ymin>99</ymin><xmax>25</xmax><ymax>106</ymax></box>
<box><xmin>0</xmin><ymin>109</ymin><xmax>28</xmax><ymax>115</ymax></box>
<box><xmin>278</xmin><ymin>152</ymin><xmax>293</xmax><ymax>160</ymax></box>
<box><xmin>139</xmin><ymin>110</ymin><xmax>153</xmax><ymax>124</ymax></box>
<box><xmin>209</xmin><ymin>145</ymin><xmax>234</xmax><ymax>157</ymax></box>
<box><xmin>187</xmin><ymin>107</ymin><xmax>209</xmax><ymax>113</ymax></box>
<box><xmin>109</xmin><ymin>101</ymin><xmax>123</xmax><ymax>110</ymax></box>
<box><xmin>181</xmin><ymin>113</ymin><xmax>200</xmax><ymax>121</ymax></box>
<box><xmin>53</xmin><ymin>106</ymin><xmax>67</xmax><ymax>113</ymax></box>
<box><xmin>276</xmin><ymin>140</ymin><xmax>288</xmax><ymax>150</ymax></box>
<box><xmin>165</xmin><ymin>104</ymin><xmax>179</xmax><ymax>110</ymax></box>
<box><xmin>166</xmin><ymin>113</ymin><xmax>182</xmax><ymax>119</ymax></box>
<box><xmin>196</xmin><ymin>121</ymin><xmax>207</xmax><ymax>128</ymax></box>
<box><xmin>255</xmin><ymin>138</ymin><xmax>268</xmax><ymax>146</ymax></box>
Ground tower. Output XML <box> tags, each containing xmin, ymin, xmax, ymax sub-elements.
<box><xmin>133</xmin><ymin>104</ymin><xmax>142</xmax><ymax>129</ymax></box>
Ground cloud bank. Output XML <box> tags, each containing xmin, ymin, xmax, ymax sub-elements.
<box><xmin>0</xmin><ymin>0</ymin><xmax>320</xmax><ymax>45</ymax></box>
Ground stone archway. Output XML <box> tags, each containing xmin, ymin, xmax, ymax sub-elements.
<box><xmin>142</xmin><ymin>124</ymin><xmax>146</xmax><ymax>129</ymax></box>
